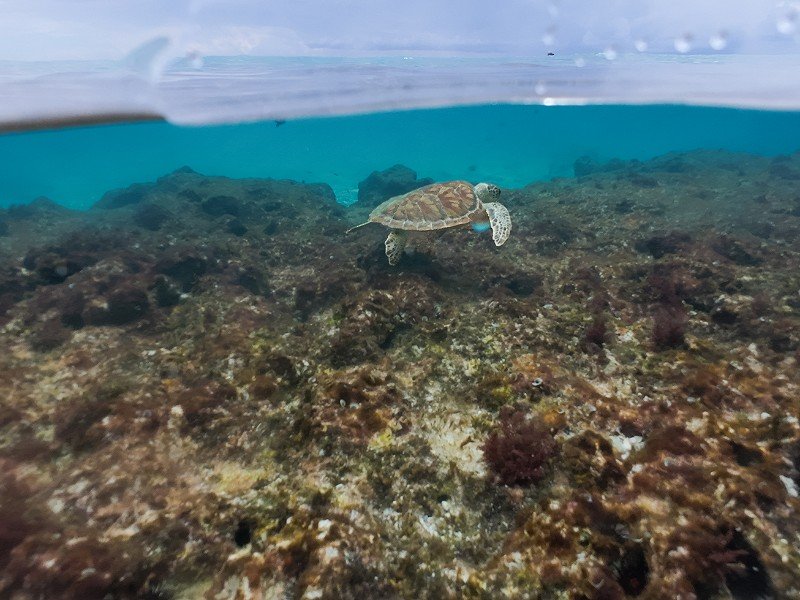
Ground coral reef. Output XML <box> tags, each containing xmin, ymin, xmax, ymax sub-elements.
<box><xmin>0</xmin><ymin>149</ymin><xmax>799</xmax><ymax>598</ymax></box>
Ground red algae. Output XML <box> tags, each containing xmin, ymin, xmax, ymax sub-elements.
<box><xmin>483</xmin><ymin>406</ymin><xmax>557</xmax><ymax>486</ymax></box>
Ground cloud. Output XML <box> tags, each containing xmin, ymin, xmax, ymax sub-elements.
<box><xmin>0</xmin><ymin>0</ymin><xmax>793</xmax><ymax>62</ymax></box>
<box><xmin>188</xmin><ymin>25</ymin><xmax>310</xmax><ymax>55</ymax></box>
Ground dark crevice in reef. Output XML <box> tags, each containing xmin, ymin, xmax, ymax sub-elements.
<box><xmin>615</xmin><ymin>543</ymin><xmax>649</xmax><ymax>597</ymax></box>
<box><xmin>723</xmin><ymin>531</ymin><xmax>775</xmax><ymax>600</ymax></box>
<box><xmin>233</xmin><ymin>520</ymin><xmax>253</xmax><ymax>548</ymax></box>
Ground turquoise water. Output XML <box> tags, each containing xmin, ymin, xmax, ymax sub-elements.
<box><xmin>3</xmin><ymin>103</ymin><xmax>800</xmax><ymax>209</ymax></box>
<box><xmin>3</xmin><ymin>98</ymin><xmax>800</xmax><ymax>598</ymax></box>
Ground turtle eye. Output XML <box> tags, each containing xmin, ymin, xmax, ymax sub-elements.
<box><xmin>488</xmin><ymin>185</ymin><xmax>501</xmax><ymax>199</ymax></box>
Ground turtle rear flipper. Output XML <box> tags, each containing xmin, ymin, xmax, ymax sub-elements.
<box><xmin>483</xmin><ymin>202</ymin><xmax>512</xmax><ymax>246</ymax></box>
<box><xmin>385</xmin><ymin>230</ymin><xmax>406</xmax><ymax>266</ymax></box>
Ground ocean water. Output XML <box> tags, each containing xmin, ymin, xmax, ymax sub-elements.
<box><xmin>3</xmin><ymin>104</ymin><xmax>800</xmax><ymax>208</ymax></box>
<box><xmin>2</xmin><ymin>102</ymin><xmax>800</xmax><ymax>600</ymax></box>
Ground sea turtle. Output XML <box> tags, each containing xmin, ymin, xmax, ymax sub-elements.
<box><xmin>347</xmin><ymin>181</ymin><xmax>512</xmax><ymax>265</ymax></box>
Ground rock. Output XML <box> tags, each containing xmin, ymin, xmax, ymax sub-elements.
<box><xmin>59</xmin><ymin>290</ymin><xmax>86</xmax><ymax>329</ymax></box>
<box><xmin>30</xmin><ymin>317</ymin><xmax>71</xmax><ymax>351</ymax></box>
<box><xmin>626</xmin><ymin>171</ymin><xmax>659</xmax><ymax>188</ymax></box>
<box><xmin>574</xmin><ymin>156</ymin><xmax>597</xmax><ymax>177</ymax></box>
<box><xmin>769</xmin><ymin>160</ymin><xmax>800</xmax><ymax>180</ymax></box>
<box><xmin>634</xmin><ymin>232</ymin><xmax>691</xmax><ymax>259</ymax></box>
<box><xmin>6</xmin><ymin>197</ymin><xmax>69</xmax><ymax>220</ymax></box>
<box><xmin>711</xmin><ymin>235</ymin><xmax>762</xmax><ymax>266</ymax></box>
<box><xmin>22</xmin><ymin>249</ymin><xmax>93</xmax><ymax>285</ymax></box>
<box><xmin>151</xmin><ymin>276</ymin><xmax>181</xmax><ymax>307</ymax></box>
<box><xmin>84</xmin><ymin>285</ymin><xmax>150</xmax><ymax>326</ymax></box>
<box><xmin>95</xmin><ymin>182</ymin><xmax>154</xmax><ymax>209</ymax></box>
<box><xmin>232</xmin><ymin>265</ymin><xmax>268</xmax><ymax>296</ymax></box>
<box><xmin>226</xmin><ymin>218</ymin><xmax>247</xmax><ymax>236</ymax></box>
<box><xmin>574</xmin><ymin>156</ymin><xmax>627</xmax><ymax>177</ymax></box>
<box><xmin>357</xmin><ymin>164</ymin><xmax>434</xmax><ymax>206</ymax></box>
<box><xmin>0</xmin><ymin>295</ymin><xmax>19</xmax><ymax>321</ymax></box>
<box><xmin>711</xmin><ymin>306</ymin><xmax>738</xmax><ymax>325</ymax></box>
<box><xmin>329</xmin><ymin>282</ymin><xmax>436</xmax><ymax>366</ymax></box>
<box><xmin>106</xmin><ymin>286</ymin><xmax>150</xmax><ymax>325</ymax></box>
<box><xmin>0</xmin><ymin>220</ymin><xmax>8</xmax><ymax>236</ymax></box>
<box><xmin>505</xmin><ymin>273</ymin><xmax>542</xmax><ymax>296</ymax></box>
<box><xmin>172</xmin><ymin>165</ymin><xmax>197</xmax><ymax>175</ymax></box>
<box><xmin>154</xmin><ymin>252</ymin><xmax>208</xmax><ymax>291</ymax></box>
<box><xmin>178</xmin><ymin>188</ymin><xmax>202</xmax><ymax>203</ymax></box>
<box><xmin>202</xmin><ymin>195</ymin><xmax>241</xmax><ymax>217</ymax></box>
<box><xmin>176</xmin><ymin>380</ymin><xmax>238</xmax><ymax>429</ymax></box>
<box><xmin>133</xmin><ymin>204</ymin><xmax>172</xmax><ymax>231</ymax></box>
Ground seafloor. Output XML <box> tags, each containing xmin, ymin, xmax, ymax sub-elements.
<box><xmin>1</xmin><ymin>149</ymin><xmax>799</xmax><ymax>600</ymax></box>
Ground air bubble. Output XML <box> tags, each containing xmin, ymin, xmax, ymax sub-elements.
<box><xmin>634</xmin><ymin>38</ymin><xmax>648</xmax><ymax>52</ymax></box>
<box><xmin>674</xmin><ymin>34</ymin><xmax>693</xmax><ymax>53</ymax></box>
<box><xmin>709</xmin><ymin>31</ymin><xmax>728</xmax><ymax>51</ymax></box>
<box><xmin>602</xmin><ymin>46</ymin><xmax>618</xmax><ymax>61</ymax></box>
<box><xmin>534</xmin><ymin>81</ymin><xmax>547</xmax><ymax>95</ymax></box>
<box><xmin>574</xmin><ymin>57</ymin><xmax>586</xmax><ymax>68</ymax></box>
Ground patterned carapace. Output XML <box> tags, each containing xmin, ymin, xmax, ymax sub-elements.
<box><xmin>369</xmin><ymin>180</ymin><xmax>481</xmax><ymax>231</ymax></box>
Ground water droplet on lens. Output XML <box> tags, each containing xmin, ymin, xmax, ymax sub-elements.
<box><xmin>542</xmin><ymin>28</ymin><xmax>556</xmax><ymax>47</ymax></box>
<box><xmin>777</xmin><ymin>12</ymin><xmax>797</xmax><ymax>35</ymax></box>
<box><xmin>124</xmin><ymin>35</ymin><xmax>172</xmax><ymax>82</ymax></box>
<box><xmin>709</xmin><ymin>31</ymin><xmax>728</xmax><ymax>51</ymax></box>
<box><xmin>634</xmin><ymin>38</ymin><xmax>648</xmax><ymax>52</ymax></box>
<box><xmin>187</xmin><ymin>50</ymin><xmax>204</xmax><ymax>69</ymax></box>
<box><xmin>603</xmin><ymin>46</ymin><xmax>618</xmax><ymax>60</ymax></box>
<box><xmin>674</xmin><ymin>34</ymin><xmax>693</xmax><ymax>53</ymax></box>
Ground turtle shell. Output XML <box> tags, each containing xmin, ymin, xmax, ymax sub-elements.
<box><xmin>369</xmin><ymin>181</ymin><xmax>480</xmax><ymax>231</ymax></box>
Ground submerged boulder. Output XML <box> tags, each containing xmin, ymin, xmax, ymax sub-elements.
<box><xmin>357</xmin><ymin>164</ymin><xmax>434</xmax><ymax>206</ymax></box>
<box><xmin>5</xmin><ymin>197</ymin><xmax>70</xmax><ymax>220</ymax></box>
<box><xmin>94</xmin><ymin>182</ymin><xmax>155</xmax><ymax>209</ymax></box>
<box><xmin>201</xmin><ymin>195</ymin><xmax>241</xmax><ymax>217</ymax></box>
<box><xmin>82</xmin><ymin>285</ymin><xmax>150</xmax><ymax>326</ymax></box>
<box><xmin>133</xmin><ymin>203</ymin><xmax>172</xmax><ymax>231</ymax></box>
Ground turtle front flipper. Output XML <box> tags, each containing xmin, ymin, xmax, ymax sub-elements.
<box><xmin>385</xmin><ymin>230</ymin><xmax>407</xmax><ymax>266</ymax></box>
<box><xmin>483</xmin><ymin>202</ymin><xmax>512</xmax><ymax>246</ymax></box>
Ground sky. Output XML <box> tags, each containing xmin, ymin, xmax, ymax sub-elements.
<box><xmin>1</xmin><ymin>0</ymin><xmax>798</xmax><ymax>126</ymax></box>
<box><xmin>0</xmin><ymin>0</ymin><xmax>797</xmax><ymax>62</ymax></box>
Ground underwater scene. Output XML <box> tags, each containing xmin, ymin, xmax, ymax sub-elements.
<box><xmin>2</xmin><ymin>103</ymin><xmax>800</xmax><ymax>600</ymax></box>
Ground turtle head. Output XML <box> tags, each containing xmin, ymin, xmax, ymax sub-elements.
<box><xmin>474</xmin><ymin>182</ymin><xmax>501</xmax><ymax>203</ymax></box>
